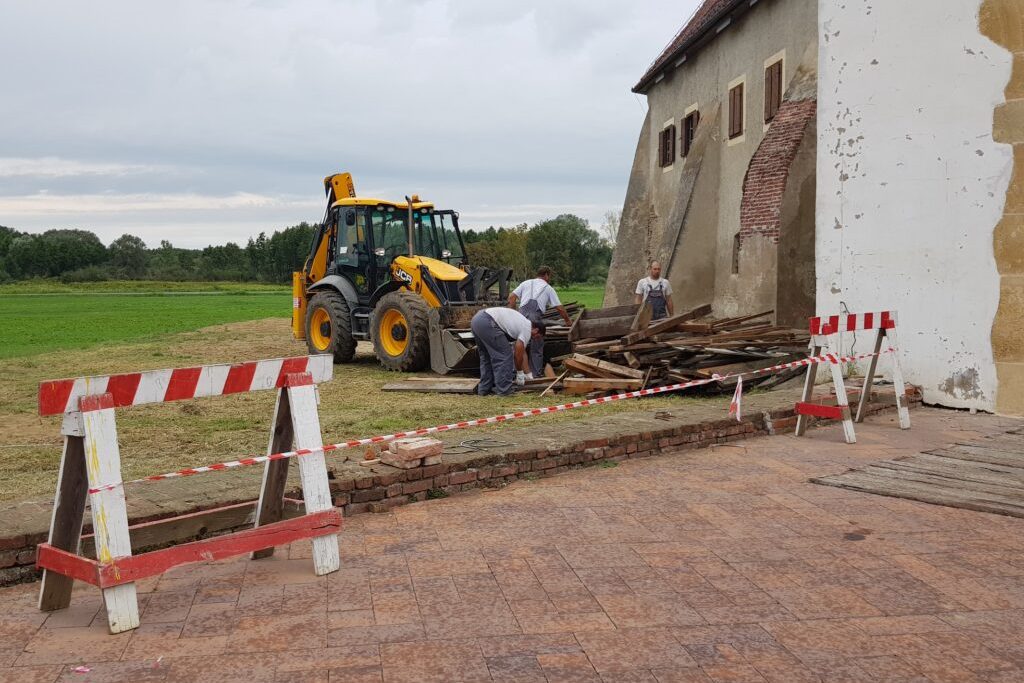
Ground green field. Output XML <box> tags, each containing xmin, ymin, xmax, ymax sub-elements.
<box><xmin>558</xmin><ymin>284</ymin><xmax>605</xmax><ymax>310</ymax></box>
<box><xmin>0</xmin><ymin>291</ymin><xmax>290</xmax><ymax>359</ymax></box>
<box><xmin>0</xmin><ymin>280</ymin><xmax>604</xmax><ymax>359</ymax></box>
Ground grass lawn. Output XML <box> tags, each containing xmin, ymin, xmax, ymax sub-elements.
<box><xmin>0</xmin><ymin>291</ymin><xmax>290</xmax><ymax>359</ymax></box>
<box><xmin>558</xmin><ymin>284</ymin><xmax>605</xmax><ymax>310</ymax></box>
<box><xmin>0</xmin><ymin>282</ymin><xmax>689</xmax><ymax>503</ymax></box>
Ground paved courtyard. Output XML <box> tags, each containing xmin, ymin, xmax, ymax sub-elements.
<box><xmin>1</xmin><ymin>406</ymin><xmax>1023</xmax><ymax>682</ymax></box>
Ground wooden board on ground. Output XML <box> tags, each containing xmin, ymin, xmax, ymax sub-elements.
<box><xmin>563</xmin><ymin>377</ymin><xmax>644</xmax><ymax>394</ymax></box>
<box><xmin>382</xmin><ymin>377</ymin><xmax>480</xmax><ymax>394</ymax></box>
<box><xmin>812</xmin><ymin>434</ymin><xmax>1024</xmax><ymax>519</ymax></box>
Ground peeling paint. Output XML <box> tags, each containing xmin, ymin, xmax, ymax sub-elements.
<box><xmin>938</xmin><ymin>367</ymin><xmax>986</xmax><ymax>401</ymax></box>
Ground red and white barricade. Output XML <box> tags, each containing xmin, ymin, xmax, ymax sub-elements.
<box><xmin>35</xmin><ymin>356</ymin><xmax>341</xmax><ymax>634</ymax></box>
<box><xmin>795</xmin><ymin>311</ymin><xmax>911</xmax><ymax>443</ymax></box>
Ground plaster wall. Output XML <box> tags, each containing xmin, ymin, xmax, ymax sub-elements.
<box><xmin>816</xmin><ymin>0</ymin><xmax>1013</xmax><ymax>411</ymax></box>
<box><xmin>608</xmin><ymin>0</ymin><xmax>817</xmax><ymax>313</ymax></box>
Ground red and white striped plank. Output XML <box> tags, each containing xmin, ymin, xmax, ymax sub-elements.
<box><xmin>809</xmin><ymin>311</ymin><xmax>897</xmax><ymax>336</ymax></box>
<box><xmin>35</xmin><ymin>510</ymin><xmax>342</xmax><ymax>589</ymax></box>
<box><xmin>88</xmin><ymin>348</ymin><xmax>896</xmax><ymax>494</ymax></box>
<box><xmin>38</xmin><ymin>355</ymin><xmax>333</xmax><ymax>416</ymax></box>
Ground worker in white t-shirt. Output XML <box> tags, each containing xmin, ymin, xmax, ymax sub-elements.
<box><xmin>508</xmin><ymin>266</ymin><xmax>572</xmax><ymax>375</ymax></box>
<box><xmin>634</xmin><ymin>261</ymin><xmax>674</xmax><ymax>320</ymax></box>
<box><xmin>470</xmin><ymin>307</ymin><xmax>546</xmax><ymax>396</ymax></box>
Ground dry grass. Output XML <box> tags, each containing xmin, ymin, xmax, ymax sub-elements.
<box><xmin>0</xmin><ymin>317</ymin><xmax>699</xmax><ymax>503</ymax></box>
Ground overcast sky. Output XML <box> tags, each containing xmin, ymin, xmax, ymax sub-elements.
<box><xmin>0</xmin><ymin>0</ymin><xmax>698</xmax><ymax>248</ymax></box>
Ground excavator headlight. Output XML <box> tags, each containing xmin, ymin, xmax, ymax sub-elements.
<box><xmin>374</xmin><ymin>247</ymin><xmax>386</xmax><ymax>257</ymax></box>
<box><xmin>441</xmin><ymin>249</ymin><xmax>452</xmax><ymax>258</ymax></box>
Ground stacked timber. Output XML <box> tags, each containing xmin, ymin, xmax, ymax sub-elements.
<box><xmin>553</xmin><ymin>304</ymin><xmax>810</xmax><ymax>396</ymax></box>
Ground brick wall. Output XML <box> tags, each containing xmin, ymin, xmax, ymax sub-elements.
<box><xmin>738</xmin><ymin>98</ymin><xmax>817</xmax><ymax>245</ymax></box>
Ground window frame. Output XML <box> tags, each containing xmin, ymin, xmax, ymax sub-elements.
<box><xmin>658</xmin><ymin>120</ymin><xmax>677</xmax><ymax>169</ymax></box>
<box><xmin>727</xmin><ymin>75</ymin><xmax>746</xmax><ymax>145</ymax></box>
<box><xmin>763</xmin><ymin>51</ymin><xmax>785</xmax><ymax>125</ymax></box>
<box><xmin>682</xmin><ymin>105</ymin><xmax>700</xmax><ymax>158</ymax></box>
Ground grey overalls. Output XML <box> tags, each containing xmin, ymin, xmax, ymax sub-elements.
<box><xmin>646</xmin><ymin>280</ymin><xmax>669</xmax><ymax>320</ymax></box>
<box><xmin>518</xmin><ymin>296</ymin><xmax>545</xmax><ymax>377</ymax></box>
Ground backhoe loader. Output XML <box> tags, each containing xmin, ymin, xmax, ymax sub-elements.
<box><xmin>292</xmin><ymin>172</ymin><xmax>513</xmax><ymax>374</ymax></box>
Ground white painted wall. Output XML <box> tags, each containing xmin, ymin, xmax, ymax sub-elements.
<box><xmin>816</xmin><ymin>0</ymin><xmax>1013</xmax><ymax>411</ymax></box>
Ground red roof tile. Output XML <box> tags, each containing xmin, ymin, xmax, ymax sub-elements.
<box><xmin>633</xmin><ymin>0</ymin><xmax>738</xmax><ymax>93</ymax></box>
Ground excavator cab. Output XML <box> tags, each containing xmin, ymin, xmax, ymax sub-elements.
<box><xmin>293</xmin><ymin>172</ymin><xmax>513</xmax><ymax>374</ymax></box>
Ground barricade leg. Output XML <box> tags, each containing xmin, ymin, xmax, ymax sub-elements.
<box><xmin>885</xmin><ymin>328</ymin><xmax>912</xmax><ymax>430</ymax></box>
<box><xmin>80</xmin><ymin>394</ymin><xmax>140</xmax><ymax>633</ymax></box>
<box><xmin>284</xmin><ymin>374</ymin><xmax>339</xmax><ymax>575</ymax></box>
<box><xmin>855</xmin><ymin>328</ymin><xmax>885</xmax><ymax>423</ymax></box>
<box><xmin>794</xmin><ymin>344</ymin><xmax>821</xmax><ymax>437</ymax></box>
<box><xmin>252</xmin><ymin>387</ymin><xmax>295</xmax><ymax>560</ymax></box>
<box><xmin>38</xmin><ymin>431</ymin><xmax>88</xmax><ymax>611</ymax></box>
<box><xmin>828</xmin><ymin>359</ymin><xmax>857</xmax><ymax>444</ymax></box>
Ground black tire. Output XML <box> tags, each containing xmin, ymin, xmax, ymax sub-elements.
<box><xmin>304</xmin><ymin>291</ymin><xmax>357</xmax><ymax>363</ymax></box>
<box><xmin>371</xmin><ymin>290</ymin><xmax>431</xmax><ymax>372</ymax></box>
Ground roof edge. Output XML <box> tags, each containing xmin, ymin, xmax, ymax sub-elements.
<box><xmin>632</xmin><ymin>0</ymin><xmax>756</xmax><ymax>95</ymax></box>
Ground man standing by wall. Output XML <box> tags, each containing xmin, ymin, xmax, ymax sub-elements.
<box><xmin>634</xmin><ymin>261</ymin><xmax>675</xmax><ymax>320</ymax></box>
<box><xmin>508</xmin><ymin>266</ymin><xmax>572</xmax><ymax>376</ymax></box>
<box><xmin>470</xmin><ymin>307</ymin><xmax>546</xmax><ymax>397</ymax></box>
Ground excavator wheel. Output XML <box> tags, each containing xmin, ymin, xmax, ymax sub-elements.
<box><xmin>371</xmin><ymin>290</ymin><xmax>431</xmax><ymax>372</ymax></box>
<box><xmin>304</xmin><ymin>291</ymin><xmax>357</xmax><ymax>363</ymax></box>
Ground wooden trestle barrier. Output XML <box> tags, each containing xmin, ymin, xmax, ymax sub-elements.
<box><xmin>34</xmin><ymin>355</ymin><xmax>341</xmax><ymax>633</ymax></box>
<box><xmin>795</xmin><ymin>311</ymin><xmax>911</xmax><ymax>444</ymax></box>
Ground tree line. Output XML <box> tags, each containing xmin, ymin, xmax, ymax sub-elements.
<box><xmin>0</xmin><ymin>212</ymin><xmax>618</xmax><ymax>285</ymax></box>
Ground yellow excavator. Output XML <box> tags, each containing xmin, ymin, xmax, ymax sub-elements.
<box><xmin>292</xmin><ymin>172</ymin><xmax>513</xmax><ymax>373</ymax></box>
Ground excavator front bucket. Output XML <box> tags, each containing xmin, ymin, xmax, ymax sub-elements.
<box><xmin>428</xmin><ymin>308</ymin><xmax>479</xmax><ymax>375</ymax></box>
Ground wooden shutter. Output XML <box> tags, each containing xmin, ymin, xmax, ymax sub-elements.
<box><xmin>729</xmin><ymin>84</ymin><xmax>744</xmax><ymax>139</ymax></box>
<box><xmin>765</xmin><ymin>61</ymin><xmax>782</xmax><ymax>122</ymax></box>
<box><xmin>660</xmin><ymin>126</ymin><xmax>676</xmax><ymax>167</ymax></box>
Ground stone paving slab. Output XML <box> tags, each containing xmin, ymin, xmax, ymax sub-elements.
<box><xmin>0</xmin><ymin>407</ymin><xmax>1021</xmax><ymax>681</ymax></box>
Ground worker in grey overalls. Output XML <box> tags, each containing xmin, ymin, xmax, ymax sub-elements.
<box><xmin>634</xmin><ymin>260</ymin><xmax>675</xmax><ymax>320</ymax></box>
<box><xmin>470</xmin><ymin>307</ymin><xmax>546</xmax><ymax>396</ymax></box>
<box><xmin>508</xmin><ymin>266</ymin><xmax>572</xmax><ymax>376</ymax></box>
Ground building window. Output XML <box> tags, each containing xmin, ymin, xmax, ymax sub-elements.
<box><xmin>764</xmin><ymin>60</ymin><xmax>783</xmax><ymax>122</ymax></box>
<box><xmin>682</xmin><ymin>110</ymin><xmax>700</xmax><ymax>157</ymax></box>
<box><xmin>658</xmin><ymin>125</ymin><xmax>676</xmax><ymax>167</ymax></box>
<box><xmin>732</xmin><ymin>233</ymin><xmax>741</xmax><ymax>274</ymax></box>
<box><xmin>728</xmin><ymin>83</ymin><xmax>745</xmax><ymax>140</ymax></box>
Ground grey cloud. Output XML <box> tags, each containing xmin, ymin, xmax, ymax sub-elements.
<box><xmin>0</xmin><ymin>0</ymin><xmax>694</xmax><ymax>246</ymax></box>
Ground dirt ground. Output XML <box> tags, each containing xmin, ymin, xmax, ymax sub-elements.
<box><xmin>0</xmin><ymin>317</ymin><xmax>706</xmax><ymax>503</ymax></box>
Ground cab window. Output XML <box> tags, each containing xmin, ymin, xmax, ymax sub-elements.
<box><xmin>335</xmin><ymin>210</ymin><xmax>363</xmax><ymax>267</ymax></box>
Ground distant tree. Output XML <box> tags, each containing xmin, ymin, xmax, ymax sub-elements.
<box><xmin>42</xmin><ymin>229</ymin><xmax>107</xmax><ymax>276</ymax></box>
<box><xmin>107</xmin><ymin>234</ymin><xmax>148</xmax><ymax>278</ymax></box>
<box><xmin>526</xmin><ymin>214</ymin><xmax>606</xmax><ymax>284</ymax></box>
<box><xmin>196</xmin><ymin>242</ymin><xmax>248</xmax><ymax>281</ymax></box>
<box><xmin>265</xmin><ymin>222</ymin><xmax>316</xmax><ymax>282</ymax></box>
<box><xmin>599</xmin><ymin>210</ymin><xmax>621</xmax><ymax>245</ymax></box>
<box><xmin>147</xmin><ymin>240</ymin><xmax>191</xmax><ymax>280</ymax></box>
<box><xmin>0</xmin><ymin>226</ymin><xmax>21</xmax><ymax>260</ymax></box>
<box><xmin>4</xmin><ymin>235</ymin><xmax>50</xmax><ymax>278</ymax></box>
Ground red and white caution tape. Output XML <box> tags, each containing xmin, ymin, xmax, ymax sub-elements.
<box><xmin>88</xmin><ymin>347</ymin><xmax>894</xmax><ymax>494</ymax></box>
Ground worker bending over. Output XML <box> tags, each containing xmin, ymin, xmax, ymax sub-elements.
<box><xmin>634</xmin><ymin>260</ymin><xmax>674</xmax><ymax>320</ymax></box>
<box><xmin>508</xmin><ymin>266</ymin><xmax>571</xmax><ymax>375</ymax></box>
<box><xmin>470</xmin><ymin>307</ymin><xmax>546</xmax><ymax>396</ymax></box>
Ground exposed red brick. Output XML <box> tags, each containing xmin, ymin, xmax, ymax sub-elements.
<box><xmin>738</xmin><ymin>98</ymin><xmax>817</xmax><ymax>249</ymax></box>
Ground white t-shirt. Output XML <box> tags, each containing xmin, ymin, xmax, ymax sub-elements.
<box><xmin>635</xmin><ymin>276</ymin><xmax>673</xmax><ymax>300</ymax></box>
<box><xmin>512</xmin><ymin>278</ymin><xmax>562</xmax><ymax>312</ymax></box>
<box><xmin>484</xmin><ymin>307</ymin><xmax>533</xmax><ymax>345</ymax></box>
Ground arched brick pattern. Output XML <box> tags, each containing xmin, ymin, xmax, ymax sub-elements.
<box><xmin>738</xmin><ymin>98</ymin><xmax>817</xmax><ymax>246</ymax></box>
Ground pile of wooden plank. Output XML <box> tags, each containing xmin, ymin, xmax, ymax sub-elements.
<box><xmin>553</xmin><ymin>303</ymin><xmax>810</xmax><ymax>396</ymax></box>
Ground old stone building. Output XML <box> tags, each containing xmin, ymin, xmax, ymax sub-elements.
<box><xmin>610</xmin><ymin>0</ymin><xmax>1022</xmax><ymax>414</ymax></box>
<box><xmin>607</xmin><ymin>0</ymin><xmax>818</xmax><ymax>327</ymax></box>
